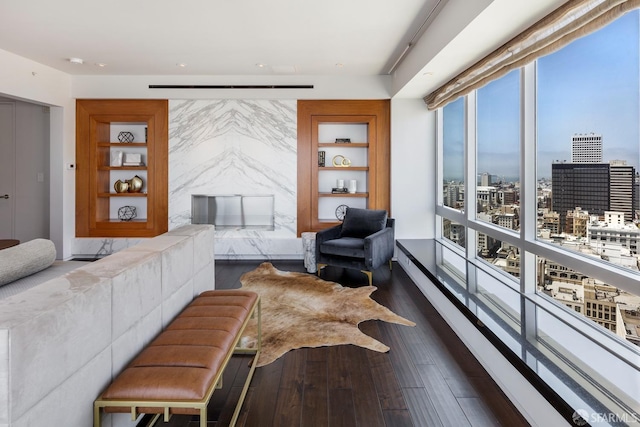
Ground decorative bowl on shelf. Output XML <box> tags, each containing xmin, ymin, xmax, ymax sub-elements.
<box><xmin>118</xmin><ymin>206</ymin><xmax>137</xmax><ymax>221</ymax></box>
<box><xmin>117</xmin><ymin>131</ymin><xmax>135</xmax><ymax>143</ymax></box>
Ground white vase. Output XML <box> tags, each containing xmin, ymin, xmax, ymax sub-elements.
<box><xmin>348</xmin><ymin>179</ymin><xmax>357</xmax><ymax>193</ymax></box>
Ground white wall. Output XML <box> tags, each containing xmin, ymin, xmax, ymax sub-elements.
<box><xmin>391</xmin><ymin>98</ymin><xmax>435</xmax><ymax>239</ymax></box>
<box><xmin>72</xmin><ymin>75</ymin><xmax>392</xmax><ymax>100</ymax></box>
<box><xmin>0</xmin><ymin>49</ymin><xmax>74</xmax><ymax>259</ymax></box>
<box><xmin>392</xmin><ymin>0</ymin><xmax>494</xmax><ymax>97</ymax></box>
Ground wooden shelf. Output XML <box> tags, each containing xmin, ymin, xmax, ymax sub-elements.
<box><xmin>317</xmin><ymin>142</ymin><xmax>368</xmax><ymax>148</ymax></box>
<box><xmin>76</xmin><ymin>99</ymin><xmax>168</xmax><ymax>238</ymax></box>
<box><xmin>98</xmin><ymin>166</ymin><xmax>147</xmax><ymax>171</ymax></box>
<box><xmin>98</xmin><ymin>192</ymin><xmax>147</xmax><ymax>198</ymax></box>
<box><xmin>318</xmin><ymin>166</ymin><xmax>368</xmax><ymax>171</ymax></box>
<box><xmin>98</xmin><ymin>219</ymin><xmax>147</xmax><ymax>224</ymax></box>
<box><xmin>297</xmin><ymin>100</ymin><xmax>390</xmax><ymax>235</ymax></box>
<box><xmin>98</xmin><ymin>142</ymin><xmax>147</xmax><ymax>147</ymax></box>
<box><xmin>318</xmin><ymin>192</ymin><xmax>368</xmax><ymax>197</ymax></box>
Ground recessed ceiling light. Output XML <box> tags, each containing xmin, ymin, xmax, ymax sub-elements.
<box><xmin>176</xmin><ymin>63</ymin><xmax>187</xmax><ymax>68</ymax></box>
<box><xmin>335</xmin><ymin>63</ymin><xmax>344</xmax><ymax>68</ymax></box>
<box><xmin>68</xmin><ymin>57</ymin><xmax>83</xmax><ymax>65</ymax></box>
<box><xmin>256</xmin><ymin>63</ymin><xmax>266</xmax><ymax>68</ymax></box>
<box><xmin>95</xmin><ymin>63</ymin><xmax>106</xmax><ymax>67</ymax></box>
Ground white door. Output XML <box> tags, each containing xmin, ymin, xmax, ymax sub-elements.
<box><xmin>0</xmin><ymin>102</ymin><xmax>15</xmax><ymax>238</ymax></box>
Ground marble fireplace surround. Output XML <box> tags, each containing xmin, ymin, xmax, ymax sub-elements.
<box><xmin>74</xmin><ymin>99</ymin><xmax>300</xmax><ymax>260</ymax></box>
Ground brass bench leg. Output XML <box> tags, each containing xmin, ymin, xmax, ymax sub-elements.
<box><xmin>146</xmin><ymin>414</ymin><xmax>161</xmax><ymax>427</ymax></box>
<box><xmin>94</xmin><ymin>404</ymin><xmax>101</xmax><ymax>427</ymax></box>
<box><xmin>200</xmin><ymin>407</ymin><xmax>207</xmax><ymax>427</ymax></box>
<box><xmin>230</xmin><ymin>299</ymin><xmax>261</xmax><ymax>427</ymax></box>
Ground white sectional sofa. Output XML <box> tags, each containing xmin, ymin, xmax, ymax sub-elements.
<box><xmin>0</xmin><ymin>224</ymin><xmax>216</xmax><ymax>427</ymax></box>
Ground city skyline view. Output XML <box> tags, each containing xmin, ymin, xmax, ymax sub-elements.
<box><xmin>438</xmin><ymin>7</ymin><xmax>640</xmax><ymax>419</ymax></box>
<box><xmin>443</xmin><ymin>10</ymin><xmax>640</xmax><ymax>182</ymax></box>
<box><xmin>441</xmin><ymin>10</ymin><xmax>640</xmax><ymax>349</ymax></box>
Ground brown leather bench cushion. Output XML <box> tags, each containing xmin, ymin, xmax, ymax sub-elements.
<box><xmin>100</xmin><ymin>290</ymin><xmax>258</xmax><ymax>413</ymax></box>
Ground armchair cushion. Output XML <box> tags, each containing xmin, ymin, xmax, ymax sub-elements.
<box><xmin>340</xmin><ymin>208</ymin><xmax>388</xmax><ymax>239</ymax></box>
<box><xmin>319</xmin><ymin>237</ymin><xmax>365</xmax><ymax>258</ymax></box>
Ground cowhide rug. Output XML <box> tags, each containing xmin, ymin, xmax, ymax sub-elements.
<box><xmin>239</xmin><ymin>262</ymin><xmax>415</xmax><ymax>367</ymax></box>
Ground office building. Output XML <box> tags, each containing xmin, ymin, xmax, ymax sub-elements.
<box><xmin>609</xmin><ymin>160</ymin><xmax>637</xmax><ymax>223</ymax></box>
<box><xmin>572</xmin><ymin>133</ymin><xmax>603</xmax><ymax>162</ymax></box>
<box><xmin>551</xmin><ymin>162</ymin><xmax>610</xmax><ymax>230</ymax></box>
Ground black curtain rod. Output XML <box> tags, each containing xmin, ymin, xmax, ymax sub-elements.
<box><xmin>148</xmin><ymin>84</ymin><xmax>314</xmax><ymax>89</ymax></box>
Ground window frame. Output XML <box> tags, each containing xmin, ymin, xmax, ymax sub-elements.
<box><xmin>434</xmin><ymin>31</ymin><xmax>640</xmax><ymax>422</ymax></box>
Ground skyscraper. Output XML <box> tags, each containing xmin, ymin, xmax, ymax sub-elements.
<box><xmin>551</xmin><ymin>162</ymin><xmax>610</xmax><ymax>231</ymax></box>
<box><xmin>609</xmin><ymin>160</ymin><xmax>637</xmax><ymax>223</ymax></box>
<box><xmin>571</xmin><ymin>133</ymin><xmax>603</xmax><ymax>163</ymax></box>
<box><xmin>480</xmin><ymin>172</ymin><xmax>492</xmax><ymax>187</ymax></box>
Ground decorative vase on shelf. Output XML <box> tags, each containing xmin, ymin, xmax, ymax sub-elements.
<box><xmin>114</xmin><ymin>180</ymin><xmax>129</xmax><ymax>193</ymax></box>
<box><xmin>348</xmin><ymin>179</ymin><xmax>357</xmax><ymax>194</ymax></box>
<box><xmin>126</xmin><ymin>175</ymin><xmax>143</xmax><ymax>193</ymax></box>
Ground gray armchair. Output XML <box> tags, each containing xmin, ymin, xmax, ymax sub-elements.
<box><xmin>316</xmin><ymin>208</ymin><xmax>394</xmax><ymax>286</ymax></box>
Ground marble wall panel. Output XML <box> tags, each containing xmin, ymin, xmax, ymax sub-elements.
<box><xmin>73</xmin><ymin>237</ymin><xmax>142</xmax><ymax>259</ymax></box>
<box><xmin>168</xmin><ymin>99</ymin><xmax>300</xmax><ymax>257</ymax></box>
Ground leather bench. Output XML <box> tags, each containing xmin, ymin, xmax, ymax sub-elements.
<box><xmin>93</xmin><ymin>290</ymin><xmax>261</xmax><ymax>427</ymax></box>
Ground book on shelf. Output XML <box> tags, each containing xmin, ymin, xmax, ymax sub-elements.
<box><xmin>122</xmin><ymin>162</ymin><xmax>145</xmax><ymax>167</ymax></box>
<box><xmin>331</xmin><ymin>187</ymin><xmax>349</xmax><ymax>194</ymax></box>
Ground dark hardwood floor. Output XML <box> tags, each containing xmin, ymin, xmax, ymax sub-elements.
<box><xmin>155</xmin><ymin>260</ymin><xmax>529</xmax><ymax>427</ymax></box>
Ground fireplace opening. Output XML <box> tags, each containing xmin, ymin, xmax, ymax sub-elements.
<box><xmin>191</xmin><ymin>194</ymin><xmax>275</xmax><ymax>231</ymax></box>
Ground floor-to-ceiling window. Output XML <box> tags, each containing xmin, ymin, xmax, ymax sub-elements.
<box><xmin>442</xmin><ymin>97</ymin><xmax>467</xmax><ymax>249</ymax></box>
<box><xmin>435</xmin><ymin>10</ymin><xmax>640</xmax><ymax>426</ymax></box>
<box><xmin>476</xmin><ymin>69</ymin><xmax>521</xmax><ymax>277</ymax></box>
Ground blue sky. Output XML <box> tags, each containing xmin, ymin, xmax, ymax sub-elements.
<box><xmin>443</xmin><ymin>10</ymin><xmax>640</xmax><ymax>181</ymax></box>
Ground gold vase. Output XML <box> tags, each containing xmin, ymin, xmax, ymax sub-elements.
<box><xmin>114</xmin><ymin>179</ymin><xmax>129</xmax><ymax>193</ymax></box>
<box><xmin>127</xmin><ymin>175</ymin><xmax>143</xmax><ymax>193</ymax></box>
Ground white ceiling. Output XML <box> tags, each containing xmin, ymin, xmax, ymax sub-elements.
<box><xmin>0</xmin><ymin>0</ymin><xmax>569</xmax><ymax>99</ymax></box>
<box><xmin>0</xmin><ymin>0</ymin><xmax>442</xmax><ymax>76</ymax></box>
